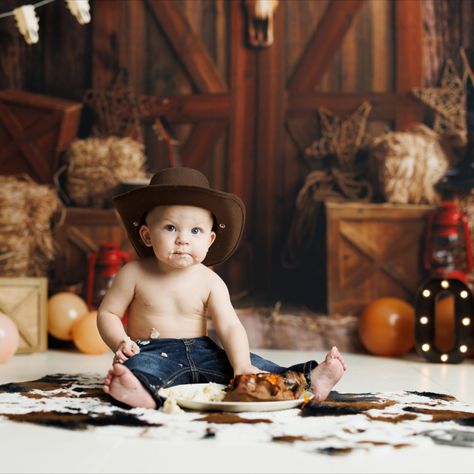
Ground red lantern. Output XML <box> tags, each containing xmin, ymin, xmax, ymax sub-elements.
<box><xmin>86</xmin><ymin>242</ymin><xmax>130</xmax><ymax>310</ymax></box>
<box><xmin>424</xmin><ymin>200</ymin><xmax>473</xmax><ymax>283</ymax></box>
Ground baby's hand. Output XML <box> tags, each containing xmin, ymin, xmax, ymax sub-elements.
<box><xmin>113</xmin><ymin>337</ymin><xmax>140</xmax><ymax>364</ymax></box>
<box><xmin>233</xmin><ymin>364</ymin><xmax>267</xmax><ymax>377</ymax></box>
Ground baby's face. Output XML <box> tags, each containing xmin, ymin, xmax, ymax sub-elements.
<box><xmin>139</xmin><ymin>205</ymin><xmax>216</xmax><ymax>269</ymax></box>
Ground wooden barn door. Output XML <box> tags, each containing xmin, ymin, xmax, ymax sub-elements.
<box><xmin>257</xmin><ymin>0</ymin><xmax>423</xmax><ymax>302</ymax></box>
<box><xmin>90</xmin><ymin>0</ymin><xmax>255</xmax><ymax>296</ymax></box>
<box><xmin>89</xmin><ymin>0</ymin><xmax>423</xmax><ymax>301</ymax></box>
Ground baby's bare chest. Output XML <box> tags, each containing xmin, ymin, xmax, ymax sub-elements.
<box><xmin>133</xmin><ymin>276</ymin><xmax>209</xmax><ymax>315</ymax></box>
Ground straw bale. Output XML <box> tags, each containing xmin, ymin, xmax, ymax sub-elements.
<box><xmin>65</xmin><ymin>137</ymin><xmax>146</xmax><ymax>208</ymax></box>
<box><xmin>0</xmin><ymin>175</ymin><xmax>61</xmax><ymax>277</ymax></box>
<box><xmin>368</xmin><ymin>124</ymin><xmax>453</xmax><ymax>204</ymax></box>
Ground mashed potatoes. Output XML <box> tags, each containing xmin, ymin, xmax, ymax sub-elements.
<box><xmin>159</xmin><ymin>382</ymin><xmax>226</xmax><ymax>402</ymax></box>
<box><xmin>159</xmin><ymin>383</ymin><xmax>226</xmax><ymax>413</ymax></box>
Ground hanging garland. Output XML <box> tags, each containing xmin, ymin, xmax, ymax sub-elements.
<box><xmin>0</xmin><ymin>0</ymin><xmax>90</xmax><ymax>44</ymax></box>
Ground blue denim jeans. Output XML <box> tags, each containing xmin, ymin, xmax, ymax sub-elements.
<box><xmin>124</xmin><ymin>336</ymin><xmax>317</xmax><ymax>408</ymax></box>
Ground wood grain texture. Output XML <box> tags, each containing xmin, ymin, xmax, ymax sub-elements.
<box><xmin>325</xmin><ymin>201</ymin><xmax>433</xmax><ymax>315</ymax></box>
<box><xmin>394</xmin><ymin>0</ymin><xmax>423</xmax><ymax>129</ymax></box>
<box><xmin>287</xmin><ymin>0</ymin><xmax>365</xmax><ymax>93</ymax></box>
<box><xmin>225</xmin><ymin>0</ymin><xmax>258</xmax><ymax>294</ymax></box>
<box><xmin>180</xmin><ymin>121</ymin><xmax>226</xmax><ymax>169</ymax></box>
<box><xmin>145</xmin><ymin>0</ymin><xmax>227</xmax><ymax>93</ymax></box>
<box><xmin>0</xmin><ymin>277</ymin><xmax>47</xmax><ymax>354</ymax></box>
<box><xmin>0</xmin><ymin>91</ymin><xmax>81</xmax><ymax>183</ymax></box>
<box><xmin>287</xmin><ymin>92</ymin><xmax>397</xmax><ymax>120</ymax></box>
<box><xmin>91</xmin><ymin>0</ymin><xmax>122</xmax><ymax>89</ymax></box>
<box><xmin>138</xmin><ymin>94</ymin><xmax>231</xmax><ymax>122</ymax></box>
<box><xmin>254</xmin><ymin>5</ymin><xmax>286</xmax><ymax>294</ymax></box>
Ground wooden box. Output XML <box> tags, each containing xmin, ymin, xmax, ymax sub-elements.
<box><xmin>0</xmin><ymin>90</ymin><xmax>82</xmax><ymax>184</ymax></box>
<box><xmin>0</xmin><ymin>278</ymin><xmax>47</xmax><ymax>353</ymax></box>
<box><xmin>325</xmin><ymin>201</ymin><xmax>434</xmax><ymax>315</ymax></box>
<box><xmin>52</xmin><ymin>207</ymin><xmax>135</xmax><ymax>293</ymax></box>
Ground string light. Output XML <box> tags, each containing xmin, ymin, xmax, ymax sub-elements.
<box><xmin>0</xmin><ymin>0</ymin><xmax>90</xmax><ymax>45</ymax></box>
<box><xmin>13</xmin><ymin>5</ymin><xmax>39</xmax><ymax>44</ymax></box>
<box><xmin>65</xmin><ymin>0</ymin><xmax>90</xmax><ymax>24</ymax></box>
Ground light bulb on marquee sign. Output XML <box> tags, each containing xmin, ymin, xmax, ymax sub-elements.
<box><xmin>415</xmin><ymin>277</ymin><xmax>474</xmax><ymax>363</ymax></box>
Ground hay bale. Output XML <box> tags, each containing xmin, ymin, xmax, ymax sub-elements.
<box><xmin>65</xmin><ymin>137</ymin><xmax>147</xmax><ymax>208</ymax></box>
<box><xmin>0</xmin><ymin>175</ymin><xmax>61</xmax><ymax>277</ymax></box>
<box><xmin>368</xmin><ymin>124</ymin><xmax>454</xmax><ymax>204</ymax></box>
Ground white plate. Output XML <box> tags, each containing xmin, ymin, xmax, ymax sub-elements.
<box><xmin>158</xmin><ymin>383</ymin><xmax>313</xmax><ymax>412</ymax></box>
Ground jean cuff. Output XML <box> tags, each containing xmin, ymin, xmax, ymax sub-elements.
<box><xmin>131</xmin><ymin>369</ymin><xmax>165</xmax><ymax>408</ymax></box>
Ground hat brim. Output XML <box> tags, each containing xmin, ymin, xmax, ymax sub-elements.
<box><xmin>113</xmin><ymin>185</ymin><xmax>245</xmax><ymax>266</ymax></box>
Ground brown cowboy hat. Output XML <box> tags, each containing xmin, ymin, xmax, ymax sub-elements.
<box><xmin>113</xmin><ymin>167</ymin><xmax>245</xmax><ymax>266</ymax></box>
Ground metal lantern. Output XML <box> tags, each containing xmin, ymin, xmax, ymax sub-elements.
<box><xmin>423</xmin><ymin>200</ymin><xmax>473</xmax><ymax>283</ymax></box>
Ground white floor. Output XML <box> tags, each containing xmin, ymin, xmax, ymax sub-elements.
<box><xmin>1</xmin><ymin>348</ymin><xmax>474</xmax><ymax>473</ymax></box>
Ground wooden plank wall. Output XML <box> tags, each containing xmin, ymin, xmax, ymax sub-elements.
<box><xmin>0</xmin><ymin>0</ymin><xmax>472</xmax><ymax>305</ymax></box>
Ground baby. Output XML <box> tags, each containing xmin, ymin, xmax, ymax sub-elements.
<box><xmin>98</xmin><ymin>167</ymin><xmax>346</xmax><ymax>409</ymax></box>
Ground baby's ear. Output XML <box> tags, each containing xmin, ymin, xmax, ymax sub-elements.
<box><xmin>208</xmin><ymin>231</ymin><xmax>216</xmax><ymax>247</ymax></box>
<box><xmin>139</xmin><ymin>225</ymin><xmax>152</xmax><ymax>247</ymax></box>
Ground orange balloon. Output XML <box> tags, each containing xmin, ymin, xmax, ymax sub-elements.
<box><xmin>47</xmin><ymin>292</ymin><xmax>89</xmax><ymax>340</ymax></box>
<box><xmin>359</xmin><ymin>297</ymin><xmax>415</xmax><ymax>357</ymax></box>
<box><xmin>72</xmin><ymin>310</ymin><xmax>110</xmax><ymax>355</ymax></box>
<box><xmin>0</xmin><ymin>312</ymin><xmax>19</xmax><ymax>363</ymax></box>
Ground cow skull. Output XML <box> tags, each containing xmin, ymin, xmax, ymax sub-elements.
<box><xmin>244</xmin><ymin>0</ymin><xmax>279</xmax><ymax>48</ymax></box>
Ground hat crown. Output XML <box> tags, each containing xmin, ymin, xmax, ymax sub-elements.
<box><xmin>150</xmin><ymin>167</ymin><xmax>210</xmax><ymax>188</ymax></box>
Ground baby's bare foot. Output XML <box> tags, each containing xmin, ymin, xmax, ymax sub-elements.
<box><xmin>310</xmin><ymin>346</ymin><xmax>347</xmax><ymax>402</ymax></box>
<box><xmin>103</xmin><ymin>364</ymin><xmax>157</xmax><ymax>409</ymax></box>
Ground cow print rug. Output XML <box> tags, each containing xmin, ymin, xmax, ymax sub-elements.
<box><xmin>1</xmin><ymin>373</ymin><xmax>474</xmax><ymax>455</ymax></box>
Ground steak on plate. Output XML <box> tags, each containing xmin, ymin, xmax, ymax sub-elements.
<box><xmin>223</xmin><ymin>371</ymin><xmax>308</xmax><ymax>402</ymax></box>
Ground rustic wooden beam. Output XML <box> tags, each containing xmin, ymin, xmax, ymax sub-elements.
<box><xmin>121</xmin><ymin>0</ymin><xmax>146</xmax><ymax>92</ymax></box>
<box><xmin>138</xmin><ymin>94</ymin><xmax>231</xmax><ymax>122</ymax></box>
<box><xmin>287</xmin><ymin>92</ymin><xmax>397</xmax><ymax>120</ymax></box>
<box><xmin>395</xmin><ymin>0</ymin><xmax>423</xmax><ymax>129</ymax></box>
<box><xmin>254</xmin><ymin>5</ymin><xmax>286</xmax><ymax>294</ymax></box>
<box><xmin>181</xmin><ymin>121</ymin><xmax>226</xmax><ymax>169</ymax></box>
<box><xmin>226</xmin><ymin>0</ymin><xmax>258</xmax><ymax>294</ymax></box>
<box><xmin>287</xmin><ymin>0</ymin><xmax>365</xmax><ymax>93</ymax></box>
<box><xmin>91</xmin><ymin>0</ymin><xmax>122</xmax><ymax>89</ymax></box>
<box><xmin>145</xmin><ymin>0</ymin><xmax>228</xmax><ymax>94</ymax></box>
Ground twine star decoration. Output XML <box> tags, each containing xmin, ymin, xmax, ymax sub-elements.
<box><xmin>412</xmin><ymin>59</ymin><xmax>466</xmax><ymax>140</ymax></box>
<box><xmin>83</xmin><ymin>69</ymin><xmax>143</xmax><ymax>142</ymax></box>
<box><xmin>305</xmin><ymin>101</ymin><xmax>372</xmax><ymax>170</ymax></box>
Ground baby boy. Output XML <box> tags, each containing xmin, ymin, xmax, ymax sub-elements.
<box><xmin>97</xmin><ymin>167</ymin><xmax>346</xmax><ymax>409</ymax></box>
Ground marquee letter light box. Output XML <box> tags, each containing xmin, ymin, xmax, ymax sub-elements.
<box><xmin>415</xmin><ymin>278</ymin><xmax>473</xmax><ymax>363</ymax></box>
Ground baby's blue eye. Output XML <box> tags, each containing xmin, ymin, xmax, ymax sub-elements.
<box><xmin>191</xmin><ymin>227</ymin><xmax>201</xmax><ymax>235</ymax></box>
<box><xmin>165</xmin><ymin>225</ymin><xmax>176</xmax><ymax>232</ymax></box>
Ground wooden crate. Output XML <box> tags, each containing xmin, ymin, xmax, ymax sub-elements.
<box><xmin>52</xmin><ymin>207</ymin><xmax>135</xmax><ymax>293</ymax></box>
<box><xmin>325</xmin><ymin>201</ymin><xmax>434</xmax><ymax>315</ymax></box>
<box><xmin>0</xmin><ymin>90</ymin><xmax>82</xmax><ymax>184</ymax></box>
<box><xmin>0</xmin><ymin>278</ymin><xmax>47</xmax><ymax>353</ymax></box>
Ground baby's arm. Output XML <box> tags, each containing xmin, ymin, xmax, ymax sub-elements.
<box><xmin>97</xmin><ymin>262</ymin><xmax>139</xmax><ymax>361</ymax></box>
<box><xmin>207</xmin><ymin>272</ymin><xmax>261</xmax><ymax>376</ymax></box>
